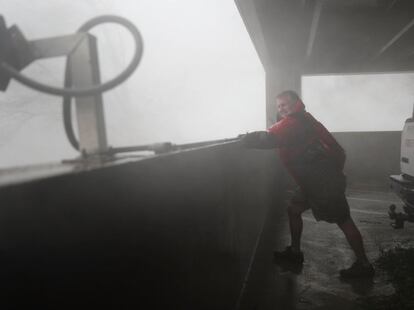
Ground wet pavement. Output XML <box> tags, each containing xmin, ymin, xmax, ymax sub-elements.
<box><xmin>247</xmin><ymin>184</ymin><xmax>414</xmax><ymax>310</ymax></box>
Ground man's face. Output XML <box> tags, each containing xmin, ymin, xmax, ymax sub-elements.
<box><xmin>277</xmin><ymin>97</ymin><xmax>295</xmax><ymax>118</ymax></box>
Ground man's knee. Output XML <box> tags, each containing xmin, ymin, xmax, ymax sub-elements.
<box><xmin>287</xmin><ymin>203</ymin><xmax>306</xmax><ymax>217</ymax></box>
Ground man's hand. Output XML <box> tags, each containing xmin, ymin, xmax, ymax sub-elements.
<box><xmin>241</xmin><ymin>131</ymin><xmax>279</xmax><ymax>149</ymax></box>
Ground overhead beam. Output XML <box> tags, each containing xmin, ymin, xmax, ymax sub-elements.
<box><xmin>373</xmin><ymin>17</ymin><xmax>414</xmax><ymax>60</ymax></box>
<box><xmin>306</xmin><ymin>0</ymin><xmax>323</xmax><ymax>59</ymax></box>
<box><xmin>234</xmin><ymin>0</ymin><xmax>270</xmax><ymax>71</ymax></box>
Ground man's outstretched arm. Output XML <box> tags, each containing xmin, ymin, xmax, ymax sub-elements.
<box><xmin>240</xmin><ymin>131</ymin><xmax>279</xmax><ymax>149</ymax></box>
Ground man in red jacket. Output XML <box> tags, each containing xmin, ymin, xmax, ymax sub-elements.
<box><xmin>243</xmin><ymin>90</ymin><xmax>374</xmax><ymax>278</ymax></box>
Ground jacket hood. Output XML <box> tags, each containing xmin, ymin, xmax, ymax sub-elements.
<box><xmin>292</xmin><ymin>99</ymin><xmax>305</xmax><ymax>113</ymax></box>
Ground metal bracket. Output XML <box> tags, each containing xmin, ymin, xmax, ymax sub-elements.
<box><xmin>68</xmin><ymin>34</ymin><xmax>108</xmax><ymax>155</ymax></box>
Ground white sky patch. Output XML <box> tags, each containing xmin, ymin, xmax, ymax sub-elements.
<box><xmin>0</xmin><ymin>0</ymin><xmax>264</xmax><ymax>168</ymax></box>
<box><xmin>302</xmin><ymin>73</ymin><xmax>414</xmax><ymax>132</ymax></box>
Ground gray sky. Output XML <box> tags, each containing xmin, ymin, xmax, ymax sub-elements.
<box><xmin>0</xmin><ymin>0</ymin><xmax>265</xmax><ymax>168</ymax></box>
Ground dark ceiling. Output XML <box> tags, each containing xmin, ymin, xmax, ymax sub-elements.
<box><xmin>236</xmin><ymin>0</ymin><xmax>414</xmax><ymax>75</ymax></box>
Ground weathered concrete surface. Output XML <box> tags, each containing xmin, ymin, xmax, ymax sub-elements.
<box><xmin>246</xmin><ymin>184</ymin><xmax>414</xmax><ymax>310</ymax></box>
<box><xmin>0</xmin><ymin>142</ymin><xmax>284</xmax><ymax>309</ymax></box>
<box><xmin>0</xmin><ymin>130</ymin><xmax>406</xmax><ymax>309</ymax></box>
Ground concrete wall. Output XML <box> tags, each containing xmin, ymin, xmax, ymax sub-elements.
<box><xmin>0</xmin><ymin>142</ymin><xmax>284</xmax><ymax>309</ymax></box>
<box><xmin>333</xmin><ymin>131</ymin><xmax>401</xmax><ymax>188</ymax></box>
<box><xmin>0</xmin><ymin>131</ymin><xmax>401</xmax><ymax>308</ymax></box>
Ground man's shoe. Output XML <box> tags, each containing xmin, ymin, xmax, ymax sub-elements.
<box><xmin>273</xmin><ymin>246</ymin><xmax>304</xmax><ymax>264</ymax></box>
<box><xmin>339</xmin><ymin>261</ymin><xmax>375</xmax><ymax>279</ymax></box>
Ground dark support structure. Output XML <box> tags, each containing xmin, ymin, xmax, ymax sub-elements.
<box><xmin>235</xmin><ymin>0</ymin><xmax>414</xmax><ymax>122</ymax></box>
<box><xmin>0</xmin><ymin>143</ymin><xmax>285</xmax><ymax>309</ymax></box>
<box><xmin>0</xmin><ymin>130</ymin><xmax>402</xmax><ymax>308</ymax></box>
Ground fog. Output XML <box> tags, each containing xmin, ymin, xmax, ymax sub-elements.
<box><xmin>2</xmin><ymin>2</ymin><xmax>414</xmax><ymax>169</ymax></box>
<box><xmin>302</xmin><ymin>73</ymin><xmax>414</xmax><ymax>132</ymax></box>
<box><xmin>0</xmin><ymin>0</ymin><xmax>265</xmax><ymax>168</ymax></box>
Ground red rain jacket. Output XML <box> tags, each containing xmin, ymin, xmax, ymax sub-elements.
<box><xmin>268</xmin><ymin>100</ymin><xmax>345</xmax><ymax>181</ymax></box>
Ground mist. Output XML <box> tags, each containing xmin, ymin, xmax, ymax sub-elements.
<box><xmin>302</xmin><ymin>73</ymin><xmax>414</xmax><ymax>132</ymax></box>
<box><xmin>0</xmin><ymin>0</ymin><xmax>265</xmax><ymax>168</ymax></box>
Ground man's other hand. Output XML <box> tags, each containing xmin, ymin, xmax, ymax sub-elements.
<box><xmin>241</xmin><ymin>131</ymin><xmax>278</xmax><ymax>149</ymax></box>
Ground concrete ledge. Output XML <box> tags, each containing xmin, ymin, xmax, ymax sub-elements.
<box><xmin>0</xmin><ymin>142</ymin><xmax>283</xmax><ymax>309</ymax></box>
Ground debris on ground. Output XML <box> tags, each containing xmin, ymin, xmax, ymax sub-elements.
<box><xmin>358</xmin><ymin>245</ymin><xmax>414</xmax><ymax>310</ymax></box>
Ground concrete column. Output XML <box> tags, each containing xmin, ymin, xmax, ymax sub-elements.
<box><xmin>265</xmin><ymin>67</ymin><xmax>302</xmax><ymax>127</ymax></box>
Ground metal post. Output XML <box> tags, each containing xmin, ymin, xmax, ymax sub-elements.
<box><xmin>68</xmin><ymin>34</ymin><xmax>108</xmax><ymax>155</ymax></box>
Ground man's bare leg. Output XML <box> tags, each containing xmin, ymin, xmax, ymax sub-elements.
<box><xmin>287</xmin><ymin>204</ymin><xmax>305</xmax><ymax>253</ymax></box>
<box><xmin>337</xmin><ymin>217</ymin><xmax>369</xmax><ymax>264</ymax></box>
<box><xmin>273</xmin><ymin>203</ymin><xmax>305</xmax><ymax>264</ymax></box>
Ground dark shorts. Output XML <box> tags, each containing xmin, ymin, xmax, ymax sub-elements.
<box><xmin>289</xmin><ymin>159</ymin><xmax>351</xmax><ymax>224</ymax></box>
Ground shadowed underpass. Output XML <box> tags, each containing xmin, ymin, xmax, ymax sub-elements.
<box><xmin>0</xmin><ymin>131</ymin><xmax>411</xmax><ymax>309</ymax></box>
<box><xmin>1</xmin><ymin>1</ymin><xmax>414</xmax><ymax>309</ymax></box>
